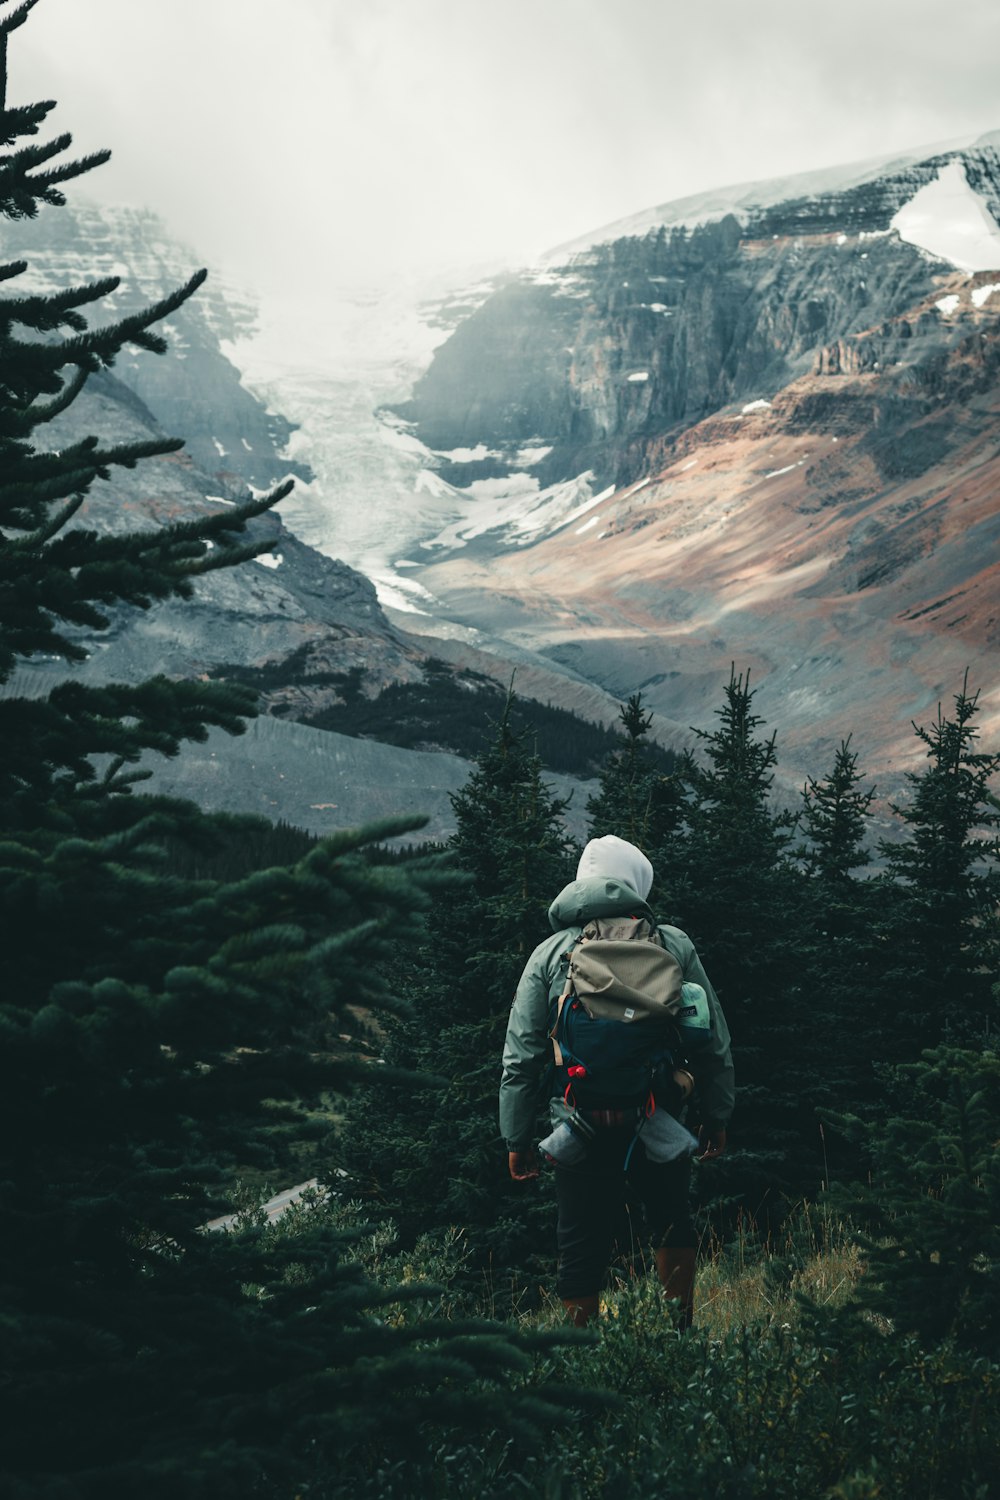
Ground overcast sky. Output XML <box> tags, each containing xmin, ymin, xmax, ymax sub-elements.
<box><xmin>13</xmin><ymin>0</ymin><xmax>1000</xmax><ymax>305</ymax></box>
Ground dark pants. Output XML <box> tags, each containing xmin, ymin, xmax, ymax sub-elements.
<box><xmin>554</xmin><ymin>1126</ymin><xmax>694</xmax><ymax>1299</ymax></box>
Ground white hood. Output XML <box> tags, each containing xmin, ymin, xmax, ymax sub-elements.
<box><xmin>575</xmin><ymin>835</ymin><xmax>653</xmax><ymax>901</ymax></box>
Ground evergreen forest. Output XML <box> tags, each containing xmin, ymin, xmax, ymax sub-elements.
<box><xmin>1</xmin><ymin>5</ymin><xmax>998</xmax><ymax>1495</ymax></box>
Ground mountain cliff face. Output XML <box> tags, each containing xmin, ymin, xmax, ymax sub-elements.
<box><xmin>392</xmin><ymin>141</ymin><xmax>1000</xmax><ymax>791</ymax></box>
<box><xmin>399</xmin><ymin>144</ymin><xmax>1000</xmax><ymax>492</ymax></box>
<box><xmin>0</xmin><ymin>200</ymin><xmax>309</xmax><ymax>489</ymax></box>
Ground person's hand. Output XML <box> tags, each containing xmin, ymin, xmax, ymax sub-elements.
<box><xmin>696</xmin><ymin>1127</ymin><xmax>726</xmax><ymax>1161</ymax></box>
<box><xmin>508</xmin><ymin>1149</ymin><xmax>540</xmax><ymax>1181</ymax></box>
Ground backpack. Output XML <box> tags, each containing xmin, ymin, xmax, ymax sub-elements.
<box><xmin>549</xmin><ymin>916</ymin><xmax>712</xmax><ymax>1110</ymax></box>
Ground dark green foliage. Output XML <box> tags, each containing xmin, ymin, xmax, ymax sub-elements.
<box><xmin>340</xmin><ymin>694</ymin><xmax>578</xmax><ymax>1296</ymax></box>
<box><xmin>668</xmin><ymin>668</ymin><xmax>807</xmax><ymax>1222</ymax></box>
<box><xmin>1</xmin><ymin>796</ymin><xmax>503</xmax><ymax>1495</ymax></box>
<box><xmin>307</xmin><ymin>1231</ymin><xmax>1000</xmax><ymax>1500</ymax></box>
<box><xmin>873</xmin><ymin>676</ymin><xmax>1000</xmax><ymax>1050</ymax></box>
<box><xmin>586</xmin><ymin>691</ymin><xmax>685</xmax><ymax>897</ymax></box>
<box><xmin>799</xmin><ymin>736</ymin><xmax>874</xmax><ymax>888</ymax></box>
<box><xmin>794</xmin><ymin>740</ymin><xmax>889</xmax><ymax>1152</ymax></box>
<box><xmin>670</xmin><ymin>667</ymin><xmax>799</xmax><ymax>984</ymax></box>
<box><xmin>209</xmin><ymin>641</ymin><xmax>360</xmax><ymax>698</ymax></box>
<box><xmin>0</xmin><ymin>14</ymin><xmax>589</xmax><ymax>1493</ymax></box>
<box><xmin>828</xmin><ymin>1048</ymin><xmax>1000</xmax><ymax>1357</ymax></box>
<box><xmin>302</xmin><ymin>657</ymin><xmax>631</xmax><ymax>776</ymax></box>
<box><xmin>213</xmin><ymin>648</ymin><xmax>633</xmax><ymax>775</ymax></box>
<box><xmin>445</xmin><ymin>690</ymin><xmax>580</xmax><ymax>983</ymax></box>
<box><xmin>163</xmin><ymin>813</ymin><xmax>319</xmax><ymax>882</ymax></box>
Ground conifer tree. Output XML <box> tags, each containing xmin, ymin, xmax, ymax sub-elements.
<box><xmin>798</xmin><ymin>742</ymin><xmax>881</xmax><ymax>1093</ymax></box>
<box><xmin>586</xmin><ymin>691</ymin><xmax>684</xmax><ymax>905</ymax></box>
<box><xmin>829</xmin><ymin>1047</ymin><xmax>1000</xmax><ymax>1357</ymax></box>
<box><xmin>794</xmin><ymin>740</ymin><xmax>889</xmax><ymax>1183</ymax></box>
<box><xmin>0</xmin><ymin>11</ymin><xmax>582</xmax><ymax>1491</ymax></box>
<box><xmin>800</xmin><ymin>737</ymin><xmax>875</xmax><ymax>889</ymax></box>
<box><xmin>671</xmin><ymin>668</ymin><xmax>809</xmax><ymax>1222</ymax></box>
<box><xmin>873</xmin><ymin>677</ymin><xmax>1000</xmax><ymax>1051</ymax></box>
<box><xmin>341</xmin><ymin>692</ymin><xmax>578</xmax><ymax>1298</ymax></box>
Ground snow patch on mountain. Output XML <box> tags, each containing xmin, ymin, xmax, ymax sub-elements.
<box><xmin>513</xmin><ymin>444</ymin><xmax>554</xmax><ymax>466</ymax></box>
<box><xmin>892</xmin><ymin>161</ymin><xmax>1000</xmax><ymax>271</ymax></box>
<box><xmin>415</xmin><ymin>469</ymin><xmax>460</xmax><ymax>499</ymax></box>
<box><xmin>422</xmin><ymin>471</ymin><xmax>605</xmax><ymax>551</ymax></box>
<box><xmin>545</xmin><ymin>134</ymin><xmax>992</xmax><ymax>261</ymax></box>
<box><xmin>433</xmin><ymin>443</ymin><xmax>501</xmax><ymax>462</ymax></box>
<box><xmin>363</xmin><ymin>567</ymin><xmax>442</xmax><ymax>616</ymax></box>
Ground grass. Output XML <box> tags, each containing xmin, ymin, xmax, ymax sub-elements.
<box><xmin>239</xmin><ymin>1188</ymin><xmax>998</xmax><ymax>1499</ymax></box>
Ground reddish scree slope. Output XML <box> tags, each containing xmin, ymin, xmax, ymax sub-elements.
<box><xmin>416</xmin><ymin>272</ymin><xmax>1000</xmax><ymax>792</ymax></box>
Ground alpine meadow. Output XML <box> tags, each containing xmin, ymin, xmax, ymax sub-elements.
<box><xmin>2</xmin><ymin>2</ymin><xmax>1000</xmax><ymax>1497</ymax></box>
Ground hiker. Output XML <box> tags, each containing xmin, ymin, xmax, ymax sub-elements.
<box><xmin>499</xmin><ymin>834</ymin><xmax>735</xmax><ymax>1328</ymax></box>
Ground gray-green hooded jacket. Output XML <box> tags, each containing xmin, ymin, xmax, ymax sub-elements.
<box><xmin>499</xmin><ymin>876</ymin><xmax>735</xmax><ymax>1150</ymax></box>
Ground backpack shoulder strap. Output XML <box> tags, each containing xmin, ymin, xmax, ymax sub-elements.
<box><xmin>547</xmin><ymin>932</ymin><xmax>585</xmax><ymax>1068</ymax></box>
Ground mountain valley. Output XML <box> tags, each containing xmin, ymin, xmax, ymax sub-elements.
<box><xmin>8</xmin><ymin>133</ymin><xmax>1000</xmax><ymax>836</ymax></box>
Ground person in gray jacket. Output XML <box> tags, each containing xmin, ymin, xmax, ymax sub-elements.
<box><xmin>499</xmin><ymin>834</ymin><xmax>734</xmax><ymax>1328</ymax></box>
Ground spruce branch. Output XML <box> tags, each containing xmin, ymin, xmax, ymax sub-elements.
<box><xmin>15</xmin><ymin>487</ymin><xmax>85</xmax><ymax>544</ymax></box>
<box><xmin>22</xmin><ymin>364</ymin><xmax>90</xmax><ymax>425</ymax></box>
<box><xmin>0</xmin><ymin>100</ymin><xmax>53</xmax><ymax>147</ymax></box>
<box><xmin>2</xmin><ymin>275</ymin><xmax>122</xmax><ymax>331</ymax></box>
<box><xmin>28</xmin><ymin>146</ymin><xmax>113</xmax><ymax>190</ymax></box>
<box><xmin>52</xmin><ymin>268</ymin><xmax>208</xmax><ymax>368</ymax></box>
<box><xmin>0</xmin><ymin>0</ymin><xmax>42</xmax><ymax>40</ymax></box>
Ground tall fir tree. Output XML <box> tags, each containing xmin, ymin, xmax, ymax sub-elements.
<box><xmin>341</xmin><ymin>692</ymin><xmax>578</xmax><ymax>1301</ymax></box>
<box><xmin>0</xmin><ymin>11</ymin><xmax>581</xmax><ymax>1492</ymax></box>
<box><xmin>669</xmin><ymin>668</ymin><xmax>810</xmax><ymax>1225</ymax></box>
<box><xmin>797</xmin><ymin>740</ymin><xmax>882</xmax><ymax>1094</ymax></box>
<box><xmin>586</xmin><ymin>690</ymin><xmax>685</xmax><ymax>908</ymax></box>
<box><xmin>794</xmin><ymin>739</ymin><xmax>889</xmax><ymax>1183</ymax></box>
<box><xmin>799</xmin><ymin>737</ymin><xmax>875</xmax><ymax>890</ymax></box>
<box><xmin>873</xmin><ymin>677</ymin><xmax>1000</xmax><ymax>1052</ymax></box>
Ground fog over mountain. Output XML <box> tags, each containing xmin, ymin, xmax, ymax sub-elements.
<box><xmin>8</xmin><ymin>130</ymin><xmax>999</xmax><ymax>834</ymax></box>
<box><xmin>20</xmin><ymin>1</ymin><xmax>1000</xmax><ymax>298</ymax></box>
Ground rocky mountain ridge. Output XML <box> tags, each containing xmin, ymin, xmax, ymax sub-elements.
<box><xmin>0</xmin><ymin>199</ymin><xmax>310</xmax><ymax>490</ymax></box>
<box><xmin>398</xmin><ymin>145</ymin><xmax>1000</xmax><ymax>493</ymax></box>
<box><xmin>546</xmin><ymin>129</ymin><xmax>1000</xmax><ymax>258</ymax></box>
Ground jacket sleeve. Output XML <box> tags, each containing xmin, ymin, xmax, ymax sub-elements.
<box><xmin>499</xmin><ymin>932</ymin><xmax>567</xmax><ymax>1150</ymax></box>
<box><xmin>660</xmin><ymin>925</ymin><xmax>736</xmax><ymax>1131</ymax></box>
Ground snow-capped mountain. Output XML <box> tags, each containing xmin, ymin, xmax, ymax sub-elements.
<box><xmin>398</xmin><ymin>142</ymin><xmax>1000</xmax><ymax>507</ymax></box>
<box><xmin>545</xmin><ymin>128</ymin><xmax>1000</xmax><ymax>261</ymax></box>
<box><xmin>370</xmin><ymin>139</ymin><xmax>1000</xmax><ymax>794</ymax></box>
